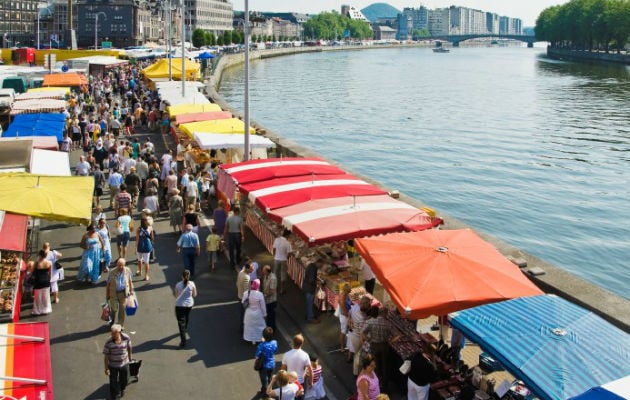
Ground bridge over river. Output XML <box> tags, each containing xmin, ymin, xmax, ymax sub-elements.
<box><xmin>430</xmin><ymin>34</ymin><xmax>537</xmax><ymax>47</ymax></box>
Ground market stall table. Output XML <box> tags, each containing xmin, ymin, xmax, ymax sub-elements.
<box><xmin>0</xmin><ymin>212</ymin><xmax>28</xmax><ymax>322</ymax></box>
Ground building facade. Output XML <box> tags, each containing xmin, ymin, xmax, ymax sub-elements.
<box><xmin>1</xmin><ymin>0</ymin><xmax>41</xmax><ymax>47</ymax></box>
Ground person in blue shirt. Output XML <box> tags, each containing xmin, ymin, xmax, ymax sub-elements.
<box><xmin>176</xmin><ymin>224</ymin><xmax>200</xmax><ymax>278</ymax></box>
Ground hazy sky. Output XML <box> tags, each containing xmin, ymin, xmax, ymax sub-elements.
<box><xmin>231</xmin><ymin>1</ymin><xmax>565</xmax><ymax>26</ymax></box>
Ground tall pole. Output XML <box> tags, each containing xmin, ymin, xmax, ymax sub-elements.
<box><xmin>168</xmin><ymin>0</ymin><xmax>172</xmax><ymax>81</ymax></box>
<box><xmin>181</xmin><ymin>0</ymin><xmax>185</xmax><ymax>97</ymax></box>
<box><xmin>37</xmin><ymin>10</ymin><xmax>40</xmax><ymax>49</ymax></box>
<box><xmin>94</xmin><ymin>13</ymin><xmax>98</xmax><ymax>50</ymax></box>
<box><xmin>243</xmin><ymin>0</ymin><xmax>250</xmax><ymax>161</ymax></box>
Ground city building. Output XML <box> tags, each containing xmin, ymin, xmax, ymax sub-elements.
<box><xmin>373</xmin><ymin>25</ymin><xmax>396</xmax><ymax>41</ymax></box>
<box><xmin>184</xmin><ymin>0</ymin><xmax>232</xmax><ymax>41</ymax></box>
<box><xmin>1</xmin><ymin>0</ymin><xmax>42</xmax><ymax>47</ymax></box>
<box><xmin>342</xmin><ymin>5</ymin><xmax>368</xmax><ymax>22</ymax></box>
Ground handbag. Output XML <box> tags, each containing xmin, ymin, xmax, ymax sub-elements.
<box><xmin>101</xmin><ymin>303</ymin><xmax>111</xmax><ymax>322</ymax></box>
<box><xmin>254</xmin><ymin>354</ymin><xmax>264</xmax><ymax>371</ymax></box>
<box><xmin>242</xmin><ymin>289</ymin><xmax>251</xmax><ymax>310</ymax></box>
<box><xmin>125</xmin><ymin>294</ymin><xmax>138</xmax><ymax>316</ymax></box>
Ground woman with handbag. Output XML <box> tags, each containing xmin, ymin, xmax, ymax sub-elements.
<box><xmin>173</xmin><ymin>270</ymin><xmax>197</xmax><ymax>349</ymax></box>
<box><xmin>255</xmin><ymin>327</ymin><xmax>278</xmax><ymax>397</ymax></box>
<box><xmin>242</xmin><ymin>279</ymin><xmax>267</xmax><ymax>344</ymax></box>
<box><xmin>43</xmin><ymin>242</ymin><xmax>63</xmax><ymax>304</ymax></box>
<box><xmin>78</xmin><ymin>224</ymin><xmax>105</xmax><ymax>284</ymax></box>
<box><xmin>135</xmin><ymin>217</ymin><xmax>154</xmax><ymax>281</ymax></box>
<box><xmin>31</xmin><ymin>250</ymin><xmax>53</xmax><ymax>315</ymax></box>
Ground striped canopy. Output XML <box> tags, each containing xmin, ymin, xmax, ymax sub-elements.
<box><xmin>449</xmin><ymin>295</ymin><xmax>630</xmax><ymax>400</ymax></box>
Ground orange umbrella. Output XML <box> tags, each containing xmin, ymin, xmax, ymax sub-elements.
<box><xmin>355</xmin><ymin>229</ymin><xmax>543</xmax><ymax>319</ymax></box>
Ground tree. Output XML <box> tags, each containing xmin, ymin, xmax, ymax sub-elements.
<box><xmin>413</xmin><ymin>29</ymin><xmax>431</xmax><ymax>39</ymax></box>
<box><xmin>251</xmin><ymin>33</ymin><xmax>258</xmax><ymax>43</ymax></box>
<box><xmin>192</xmin><ymin>28</ymin><xmax>206</xmax><ymax>48</ymax></box>
<box><xmin>204</xmin><ymin>32</ymin><xmax>216</xmax><ymax>46</ymax></box>
<box><xmin>303</xmin><ymin>11</ymin><xmax>373</xmax><ymax>41</ymax></box>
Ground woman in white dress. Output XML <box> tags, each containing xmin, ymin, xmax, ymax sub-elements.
<box><xmin>242</xmin><ymin>279</ymin><xmax>267</xmax><ymax>344</ymax></box>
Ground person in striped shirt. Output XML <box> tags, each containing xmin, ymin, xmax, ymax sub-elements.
<box><xmin>103</xmin><ymin>324</ymin><xmax>132</xmax><ymax>399</ymax></box>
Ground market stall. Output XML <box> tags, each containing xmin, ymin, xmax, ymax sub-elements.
<box><xmin>142</xmin><ymin>58</ymin><xmax>200</xmax><ymax>81</ymax></box>
<box><xmin>0</xmin><ymin>212</ymin><xmax>28</xmax><ymax>323</ymax></box>
<box><xmin>192</xmin><ymin>132</ymin><xmax>273</xmax><ymax>163</ymax></box>
<box><xmin>9</xmin><ymin>99</ymin><xmax>67</xmax><ymax>116</ymax></box>
<box><xmin>0</xmin><ymin>322</ymin><xmax>54</xmax><ymax>399</ymax></box>
<box><xmin>570</xmin><ymin>376</ymin><xmax>630</xmax><ymax>400</ymax></box>
<box><xmin>2</xmin><ymin>113</ymin><xmax>66</xmax><ymax>141</ymax></box>
<box><xmin>166</xmin><ymin>103</ymin><xmax>221</xmax><ymax>118</ymax></box>
<box><xmin>449</xmin><ymin>295</ymin><xmax>630</xmax><ymax>400</ymax></box>
<box><xmin>179</xmin><ymin>118</ymin><xmax>255</xmax><ymax>138</ymax></box>
<box><xmin>42</xmin><ymin>72</ymin><xmax>88</xmax><ymax>88</ymax></box>
<box><xmin>15</xmin><ymin>89</ymin><xmax>67</xmax><ymax>101</ymax></box>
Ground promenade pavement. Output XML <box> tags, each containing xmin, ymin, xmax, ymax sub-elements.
<box><xmin>20</xmin><ymin>127</ymin><xmax>373</xmax><ymax>400</ymax></box>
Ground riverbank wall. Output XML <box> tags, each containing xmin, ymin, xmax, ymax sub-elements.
<box><xmin>547</xmin><ymin>46</ymin><xmax>630</xmax><ymax>65</ymax></box>
<box><xmin>204</xmin><ymin>47</ymin><xmax>630</xmax><ymax>332</ymax></box>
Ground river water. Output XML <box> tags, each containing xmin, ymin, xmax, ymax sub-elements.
<box><xmin>218</xmin><ymin>46</ymin><xmax>630</xmax><ymax>300</ymax></box>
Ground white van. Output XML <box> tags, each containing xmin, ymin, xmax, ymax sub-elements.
<box><xmin>0</xmin><ymin>88</ymin><xmax>16</xmax><ymax>110</ymax></box>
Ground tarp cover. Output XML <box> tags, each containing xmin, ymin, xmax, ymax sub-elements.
<box><xmin>9</xmin><ymin>99</ymin><xmax>67</xmax><ymax>116</ymax></box>
<box><xmin>0</xmin><ymin>172</ymin><xmax>93</xmax><ymax>224</ymax></box>
<box><xmin>2</xmin><ymin>113</ymin><xmax>66</xmax><ymax>141</ymax></box>
<box><xmin>0</xmin><ymin>322</ymin><xmax>54</xmax><ymax>399</ymax></box>
<box><xmin>42</xmin><ymin>72</ymin><xmax>87</xmax><ymax>87</ymax></box>
<box><xmin>192</xmin><ymin>132</ymin><xmax>274</xmax><ymax>150</ymax></box>
<box><xmin>30</xmin><ymin>149</ymin><xmax>71</xmax><ymax>176</ymax></box>
<box><xmin>179</xmin><ymin>118</ymin><xmax>255</xmax><ymax>137</ymax></box>
<box><xmin>0</xmin><ymin>136</ymin><xmax>58</xmax><ymax>151</ymax></box>
<box><xmin>142</xmin><ymin>58</ymin><xmax>200</xmax><ymax>80</ymax></box>
<box><xmin>0</xmin><ymin>212</ymin><xmax>29</xmax><ymax>252</ymax></box>
<box><xmin>166</xmin><ymin>103</ymin><xmax>221</xmax><ymax>117</ymax></box>
<box><xmin>241</xmin><ymin>174</ymin><xmax>388</xmax><ymax>212</ymax></box>
<box><xmin>269</xmin><ymin>194</ymin><xmax>441</xmax><ymax>245</ymax></box>
<box><xmin>449</xmin><ymin>295</ymin><xmax>630</xmax><ymax>400</ymax></box>
<box><xmin>355</xmin><ymin>229</ymin><xmax>542</xmax><ymax>318</ymax></box>
<box><xmin>176</xmin><ymin>111</ymin><xmax>232</xmax><ymax>125</ymax></box>
<box><xmin>218</xmin><ymin>157</ymin><xmax>346</xmax><ymax>201</ymax></box>
<box><xmin>569</xmin><ymin>376</ymin><xmax>630</xmax><ymax>400</ymax></box>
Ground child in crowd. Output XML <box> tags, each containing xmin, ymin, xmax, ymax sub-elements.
<box><xmin>287</xmin><ymin>371</ymin><xmax>305</xmax><ymax>399</ymax></box>
<box><xmin>205</xmin><ymin>226</ymin><xmax>221</xmax><ymax>270</ymax></box>
<box><xmin>304</xmin><ymin>354</ymin><xmax>326</xmax><ymax>400</ymax></box>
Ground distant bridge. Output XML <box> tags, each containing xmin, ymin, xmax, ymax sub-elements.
<box><xmin>429</xmin><ymin>34</ymin><xmax>537</xmax><ymax>48</ymax></box>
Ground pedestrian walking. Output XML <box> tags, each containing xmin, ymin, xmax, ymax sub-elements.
<box><xmin>173</xmin><ymin>270</ymin><xmax>197</xmax><ymax>349</ymax></box>
<box><xmin>105</xmin><ymin>258</ymin><xmax>134</xmax><ymax>330</ymax></box>
<box><xmin>115</xmin><ymin>209</ymin><xmax>132</xmax><ymax>260</ymax></box>
<box><xmin>103</xmin><ymin>324</ymin><xmax>132</xmax><ymax>400</ymax></box>
<box><xmin>224</xmin><ymin>206</ymin><xmax>244</xmax><ymax>268</ymax></box>
<box><xmin>242</xmin><ymin>279</ymin><xmax>266</xmax><ymax>344</ymax></box>
<box><xmin>78</xmin><ymin>224</ymin><xmax>105</xmax><ymax>284</ymax></box>
<box><xmin>31</xmin><ymin>250</ymin><xmax>52</xmax><ymax>316</ymax></box>
<box><xmin>135</xmin><ymin>217</ymin><xmax>154</xmax><ymax>281</ymax></box>
<box><xmin>205</xmin><ymin>226</ymin><xmax>221</xmax><ymax>270</ymax></box>
<box><xmin>261</xmin><ymin>265</ymin><xmax>278</xmax><ymax>333</ymax></box>
<box><xmin>176</xmin><ymin>224</ymin><xmax>200</xmax><ymax>278</ymax></box>
<box><xmin>169</xmin><ymin>188</ymin><xmax>184</xmax><ymax>233</ymax></box>
<box><xmin>43</xmin><ymin>242</ymin><xmax>63</xmax><ymax>304</ymax></box>
<box><xmin>273</xmin><ymin>229</ymin><xmax>292</xmax><ymax>294</ymax></box>
<box><xmin>255</xmin><ymin>327</ymin><xmax>278</xmax><ymax>397</ymax></box>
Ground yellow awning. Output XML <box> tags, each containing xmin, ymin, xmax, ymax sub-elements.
<box><xmin>142</xmin><ymin>59</ymin><xmax>200</xmax><ymax>80</ymax></box>
<box><xmin>167</xmin><ymin>103</ymin><xmax>222</xmax><ymax>117</ymax></box>
<box><xmin>28</xmin><ymin>87</ymin><xmax>71</xmax><ymax>94</ymax></box>
<box><xmin>179</xmin><ymin>118</ymin><xmax>255</xmax><ymax>137</ymax></box>
<box><xmin>0</xmin><ymin>173</ymin><xmax>94</xmax><ymax>225</ymax></box>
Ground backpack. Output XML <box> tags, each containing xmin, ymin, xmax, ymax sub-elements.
<box><xmin>137</xmin><ymin>228</ymin><xmax>153</xmax><ymax>253</ymax></box>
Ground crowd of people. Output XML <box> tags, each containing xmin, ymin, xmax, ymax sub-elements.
<box><xmin>21</xmin><ymin>57</ymin><xmax>447</xmax><ymax>400</ymax></box>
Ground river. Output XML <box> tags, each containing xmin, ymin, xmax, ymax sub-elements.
<box><xmin>218</xmin><ymin>45</ymin><xmax>630</xmax><ymax>300</ymax></box>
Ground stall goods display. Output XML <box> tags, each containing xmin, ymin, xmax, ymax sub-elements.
<box><xmin>0</xmin><ymin>251</ymin><xmax>20</xmax><ymax>315</ymax></box>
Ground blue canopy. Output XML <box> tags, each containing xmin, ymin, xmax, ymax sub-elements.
<box><xmin>449</xmin><ymin>295</ymin><xmax>630</xmax><ymax>400</ymax></box>
<box><xmin>3</xmin><ymin>113</ymin><xmax>66</xmax><ymax>142</ymax></box>
<box><xmin>195</xmin><ymin>51</ymin><xmax>216</xmax><ymax>59</ymax></box>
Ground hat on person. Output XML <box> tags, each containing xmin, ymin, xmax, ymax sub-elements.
<box><xmin>130</xmin><ymin>166</ymin><xmax>136</xmax><ymax>171</ymax></box>
<box><xmin>142</xmin><ymin>208</ymin><xmax>152</xmax><ymax>214</ymax></box>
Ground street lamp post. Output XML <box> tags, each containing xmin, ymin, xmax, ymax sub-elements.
<box><xmin>181</xmin><ymin>0</ymin><xmax>185</xmax><ymax>97</ymax></box>
<box><xmin>94</xmin><ymin>11</ymin><xmax>106</xmax><ymax>50</ymax></box>
<box><xmin>243</xmin><ymin>0</ymin><xmax>250</xmax><ymax>161</ymax></box>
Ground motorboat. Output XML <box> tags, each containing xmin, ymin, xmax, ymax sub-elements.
<box><xmin>432</xmin><ymin>47</ymin><xmax>450</xmax><ymax>53</ymax></box>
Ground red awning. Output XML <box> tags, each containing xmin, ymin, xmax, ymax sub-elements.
<box><xmin>0</xmin><ymin>322</ymin><xmax>54</xmax><ymax>399</ymax></box>
<box><xmin>218</xmin><ymin>157</ymin><xmax>346</xmax><ymax>201</ymax></box>
<box><xmin>0</xmin><ymin>213</ymin><xmax>29</xmax><ymax>252</ymax></box>
<box><xmin>175</xmin><ymin>111</ymin><xmax>232</xmax><ymax>125</ymax></box>
<box><xmin>268</xmin><ymin>194</ymin><xmax>441</xmax><ymax>246</ymax></box>
<box><xmin>240</xmin><ymin>173</ymin><xmax>388</xmax><ymax>212</ymax></box>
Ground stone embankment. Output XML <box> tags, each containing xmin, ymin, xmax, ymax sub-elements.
<box><xmin>204</xmin><ymin>47</ymin><xmax>630</xmax><ymax>332</ymax></box>
<box><xmin>548</xmin><ymin>46</ymin><xmax>630</xmax><ymax>65</ymax></box>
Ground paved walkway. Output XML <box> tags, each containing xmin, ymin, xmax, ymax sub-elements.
<box><xmin>21</xmin><ymin>127</ymin><xmax>370</xmax><ymax>400</ymax></box>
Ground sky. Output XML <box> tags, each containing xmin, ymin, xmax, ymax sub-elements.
<box><xmin>231</xmin><ymin>0</ymin><xmax>565</xmax><ymax>27</ymax></box>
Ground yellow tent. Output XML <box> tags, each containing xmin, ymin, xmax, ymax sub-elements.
<box><xmin>27</xmin><ymin>87</ymin><xmax>71</xmax><ymax>94</ymax></box>
<box><xmin>179</xmin><ymin>118</ymin><xmax>255</xmax><ymax>137</ymax></box>
<box><xmin>167</xmin><ymin>103</ymin><xmax>222</xmax><ymax>117</ymax></box>
<box><xmin>0</xmin><ymin>173</ymin><xmax>94</xmax><ymax>225</ymax></box>
<box><xmin>142</xmin><ymin>58</ymin><xmax>200</xmax><ymax>80</ymax></box>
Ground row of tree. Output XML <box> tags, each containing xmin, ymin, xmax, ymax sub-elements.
<box><xmin>535</xmin><ymin>0</ymin><xmax>630</xmax><ymax>52</ymax></box>
<box><xmin>303</xmin><ymin>11</ymin><xmax>373</xmax><ymax>40</ymax></box>
<box><xmin>191</xmin><ymin>28</ymin><xmax>300</xmax><ymax>48</ymax></box>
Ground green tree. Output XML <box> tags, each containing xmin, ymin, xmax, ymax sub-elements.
<box><xmin>251</xmin><ymin>33</ymin><xmax>258</xmax><ymax>43</ymax></box>
<box><xmin>204</xmin><ymin>32</ymin><xmax>216</xmax><ymax>46</ymax></box>
<box><xmin>192</xmin><ymin>28</ymin><xmax>206</xmax><ymax>48</ymax></box>
<box><xmin>413</xmin><ymin>29</ymin><xmax>431</xmax><ymax>39</ymax></box>
<box><xmin>303</xmin><ymin>11</ymin><xmax>373</xmax><ymax>40</ymax></box>
<box><xmin>217</xmin><ymin>36</ymin><xmax>224</xmax><ymax>46</ymax></box>
<box><xmin>222</xmin><ymin>30</ymin><xmax>233</xmax><ymax>45</ymax></box>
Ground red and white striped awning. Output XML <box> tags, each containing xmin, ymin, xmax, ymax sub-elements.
<box><xmin>10</xmin><ymin>99</ymin><xmax>66</xmax><ymax>115</ymax></box>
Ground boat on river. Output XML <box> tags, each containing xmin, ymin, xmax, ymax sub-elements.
<box><xmin>432</xmin><ymin>47</ymin><xmax>450</xmax><ymax>53</ymax></box>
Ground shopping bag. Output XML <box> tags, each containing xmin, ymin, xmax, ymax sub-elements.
<box><xmin>101</xmin><ymin>303</ymin><xmax>111</xmax><ymax>322</ymax></box>
<box><xmin>128</xmin><ymin>359</ymin><xmax>142</xmax><ymax>382</ymax></box>
<box><xmin>125</xmin><ymin>294</ymin><xmax>138</xmax><ymax>316</ymax></box>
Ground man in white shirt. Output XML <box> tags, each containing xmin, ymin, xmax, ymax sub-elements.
<box><xmin>185</xmin><ymin>178</ymin><xmax>199</xmax><ymax>211</ymax></box>
<box><xmin>281</xmin><ymin>334</ymin><xmax>313</xmax><ymax>388</ymax></box>
<box><xmin>76</xmin><ymin>155</ymin><xmax>91</xmax><ymax>176</ymax></box>
<box><xmin>272</xmin><ymin>229</ymin><xmax>292</xmax><ymax>295</ymax></box>
<box><xmin>122</xmin><ymin>156</ymin><xmax>136</xmax><ymax>176</ymax></box>
<box><xmin>160</xmin><ymin>150</ymin><xmax>172</xmax><ymax>180</ymax></box>
<box><xmin>359</xmin><ymin>257</ymin><xmax>376</xmax><ymax>294</ymax></box>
